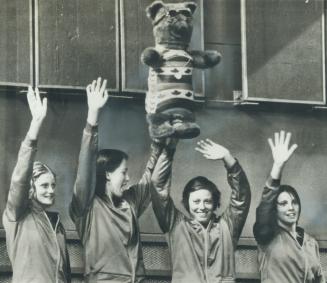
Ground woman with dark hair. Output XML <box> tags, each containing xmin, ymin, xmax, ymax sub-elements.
<box><xmin>70</xmin><ymin>78</ymin><xmax>173</xmax><ymax>282</ymax></box>
<box><xmin>150</xmin><ymin>139</ymin><xmax>251</xmax><ymax>283</ymax></box>
<box><xmin>2</xmin><ymin>87</ymin><xmax>71</xmax><ymax>283</ymax></box>
<box><xmin>253</xmin><ymin>130</ymin><xmax>325</xmax><ymax>282</ymax></box>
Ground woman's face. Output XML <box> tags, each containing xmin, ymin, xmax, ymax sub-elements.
<box><xmin>188</xmin><ymin>189</ymin><xmax>214</xmax><ymax>225</ymax></box>
<box><xmin>276</xmin><ymin>191</ymin><xmax>300</xmax><ymax>227</ymax></box>
<box><xmin>107</xmin><ymin>159</ymin><xmax>130</xmax><ymax>198</ymax></box>
<box><xmin>33</xmin><ymin>172</ymin><xmax>56</xmax><ymax>208</ymax></box>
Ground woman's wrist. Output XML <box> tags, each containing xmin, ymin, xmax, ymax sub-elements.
<box><xmin>223</xmin><ymin>151</ymin><xmax>236</xmax><ymax>168</ymax></box>
<box><xmin>87</xmin><ymin>109</ymin><xmax>100</xmax><ymax>126</ymax></box>
<box><xmin>27</xmin><ymin>119</ymin><xmax>43</xmax><ymax>140</ymax></box>
<box><xmin>270</xmin><ymin>162</ymin><xmax>285</xmax><ymax>180</ymax></box>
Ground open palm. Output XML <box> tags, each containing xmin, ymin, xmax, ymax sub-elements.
<box><xmin>268</xmin><ymin>131</ymin><xmax>298</xmax><ymax>165</ymax></box>
<box><xmin>86</xmin><ymin>77</ymin><xmax>109</xmax><ymax>111</ymax></box>
<box><xmin>195</xmin><ymin>139</ymin><xmax>229</xmax><ymax>160</ymax></box>
<box><xmin>27</xmin><ymin>86</ymin><xmax>47</xmax><ymax>123</ymax></box>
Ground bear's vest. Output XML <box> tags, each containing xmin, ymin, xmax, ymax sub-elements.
<box><xmin>146</xmin><ymin>48</ymin><xmax>194</xmax><ymax>114</ymax></box>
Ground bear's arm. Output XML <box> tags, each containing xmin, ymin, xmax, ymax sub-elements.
<box><xmin>189</xmin><ymin>50</ymin><xmax>221</xmax><ymax>69</ymax></box>
<box><xmin>141</xmin><ymin>47</ymin><xmax>164</xmax><ymax>68</ymax></box>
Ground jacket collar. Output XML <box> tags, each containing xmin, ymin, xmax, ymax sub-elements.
<box><xmin>187</xmin><ymin>214</ymin><xmax>219</xmax><ymax>232</ymax></box>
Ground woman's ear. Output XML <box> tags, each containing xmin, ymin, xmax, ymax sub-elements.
<box><xmin>105</xmin><ymin>171</ymin><xmax>111</xmax><ymax>182</ymax></box>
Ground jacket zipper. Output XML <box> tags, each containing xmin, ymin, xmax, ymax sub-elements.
<box><xmin>44</xmin><ymin>211</ymin><xmax>61</xmax><ymax>283</ymax></box>
<box><xmin>204</xmin><ymin>227</ymin><xmax>210</xmax><ymax>283</ymax></box>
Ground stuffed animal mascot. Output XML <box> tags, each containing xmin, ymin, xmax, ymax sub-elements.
<box><xmin>141</xmin><ymin>0</ymin><xmax>221</xmax><ymax>139</ymax></box>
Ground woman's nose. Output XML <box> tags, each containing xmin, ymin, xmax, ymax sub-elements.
<box><xmin>198</xmin><ymin>202</ymin><xmax>205</xmax><ymax>210</ymax></box>
<box><xmin>125</xmin><ymin>174</ymin><xmax>130</xmax><ymax>182</ymax></box>
<box><xmin>288</xmin><ymin>202</ymin><xmax>295</xmax><ymax>210</ymax></box>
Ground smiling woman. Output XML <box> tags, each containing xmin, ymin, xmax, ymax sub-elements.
<box><xmin>253</xmin><ymin>131</ymin><xmax>325</xmax><ymax>283</ymax></box>
<box><xmin>150</xmin><ymin>139</ymin><xmax>251</xmax><ymax>283</ymax></box>
<box><xmin>2</xmin><ymin>87</ymin><xmax>71</xmax><ymax>283</ymax></box>
<box><xmin>31</xmin><ymin>162</ymin><xmax>56</xmax><ymax>208</ymax></box>
<box><xmin>70</xmin><ymin>77</ymin><xmax>175</xmax><ymax>283</ymax></box>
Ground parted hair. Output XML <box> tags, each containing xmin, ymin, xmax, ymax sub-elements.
<box><xmin>95</xmin><ymin>149</ymin><xmax>129</xmax><ymax>197</ymax></box>
<box><xmin>182</xmin><ymin>176</ymin><xmax>221</xmax><ymax>212</ymax></box>
<box><xmin>29</xmin><ymin>161</ymin><xmax>56</xmax><ymax>198</ymax></box>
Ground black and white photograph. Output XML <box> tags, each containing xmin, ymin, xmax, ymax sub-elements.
<box><xmin>0</xmin><ymin>0</ymin><xmax>326</xmax><ymax>282</ymax></box>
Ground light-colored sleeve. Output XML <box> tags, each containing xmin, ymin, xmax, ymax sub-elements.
<box><xmin>150</xmin><ymin>147</ymin><xmax>182</xmax><ymax>233</ymax></box>
<box><xmin>126</xmin><ymin>142</ymin><xmax>163</xmax><ymax>217</ymax></box>
<box><xmin>70</xmin><ymin>123</ymin><xmax>98</xmax><ymax>220</ymax></box>
<box><xmin>5</xmin><ymin>136</ymin><xmax>37</xmax><ymax>222</ymax></box>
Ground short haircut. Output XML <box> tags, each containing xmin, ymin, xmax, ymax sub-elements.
<box><xmin>182</xmin><ymin>176</ymin><xmax>221</xmax><ymax>212</ymax></box>
<box><xmin>95</xmin><ymin>149</ymin><xmax>129</xmax><ymax>197</ymax></box>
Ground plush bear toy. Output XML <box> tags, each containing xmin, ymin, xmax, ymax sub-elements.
<box><xmin>141</xmin><ymin>0</ymin><xmax>221</xmax><ymax>139</ymax></box>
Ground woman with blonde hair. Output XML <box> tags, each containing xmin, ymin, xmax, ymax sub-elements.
<box><xmin>3</xmin><ymin>87</ymin><xmax>70</xmax><ymax>283</ymax></box>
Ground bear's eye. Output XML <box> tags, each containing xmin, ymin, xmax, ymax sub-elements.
<box><xmin>168</xmin><ymin>10</ymin><xmax>178</xmax><ymax>17</ymax></box>
<box><xmin>179</xmin><ymin>10</ymin><xmax>192</xmax><ymax>18</ymax></box>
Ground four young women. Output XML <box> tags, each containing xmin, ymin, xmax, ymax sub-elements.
<box><xmin>3</xmin><ymin>80</ymin><xmax>325</xmax><ymax>282</ymax></box>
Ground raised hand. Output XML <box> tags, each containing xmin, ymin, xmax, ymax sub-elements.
<box><xmin>195</xmin><ymin>139</ymin><xmax>229</xmax><ymax>160</ymax></box>
<box><xmin>195</xmin><ymin>139</ymin><xmax>236</xmax><ymax>168</ymax></box>
<box><xmin>86</xmin><ymin>77</ymin><xmax>109</xmax><ymax>125</ymax></box>
<box><xmin>268</xmin><ymin>131</ymin><xmax>297</xmax><ymax>166</ymax></box>
<box><xmin>26</xmin><ymin>86</ymin><xmax>47</xmax><ymax>140</ymax></box>
<box><xmin>27</xmin><ymin>86</ymin><xmax>47</xmax><ymax>124</ymax></box>
<box><xmin>268</xmin><ymin>131</ymin><xmax>298</xmax><ymax>179</ymax></box>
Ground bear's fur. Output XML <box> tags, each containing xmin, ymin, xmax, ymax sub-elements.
<box><xmin>142</xmin><ymin>1</ymin><xmax>221</xmax><ymax>139</ymax></box>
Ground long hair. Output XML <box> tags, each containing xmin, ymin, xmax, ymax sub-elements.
<box><xmin>29</xmin><ymin>161</ymin><xmax>56</xmax><ymax>198</ymax></box>
<box><xmin>253</xmin><ymin>184</ymin><xmax>302</xmax><ymax>245</ymax></box>
<box><xmin>95</xmin><ymin>149</ymin><xmax>128</xmax><ymax>197</ymax></box>
<box><xmin>182</xmin><ymin>176</ymin><xmax>221</xmax><ymax>212</ymax></box>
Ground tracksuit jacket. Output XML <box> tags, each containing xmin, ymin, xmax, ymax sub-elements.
<box><xmin>253</xmin><ymin>178</ymin><xmax>325</xmax><ymax>283</ymax></box>
<box><xmin>2</xmin><ymin>136</ymin><xmax>70</xmax><ymax>283</ymax></box>
<box><xmin>70</xmin><ymin>123</ymin><xmax>171</xmax><ymax>282</ymax></box>
<box><xmin>150</xmin><ymin>155</ymin><xmax>251</xmax><ymax>283</ymax></box>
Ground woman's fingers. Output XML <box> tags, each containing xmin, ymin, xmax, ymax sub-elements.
<box><xmin>42</xmin><ymin>97</ymin><xmax>48</xmax><ymax>114</ymax></box>
<box><xmin>279</xmin><ymin>130</ymin><xmax>285</xmax><ymax>145</ymax></box>
<box><xmin>27</xmin><ymin>86</ymin><xmax>35</xmax><ymax>107</ymax></box>
<box><xmin>95</xmin><ymin>77</ymin><xmax>102</xmax><ymax>93</ymax></box>
<box><xmin>287</xmin><ymin>143</ymin><xmax>298</xmax><ymax>157</ymax></box>
<box><xmin>104</xmin><ymin>89</ymin><xmax>109</xmax><ymax>100</ymax></box>
<box><xmin>100</xmin><ymin>79</ymin><xmax>107</xmax><ymax>95</ymax></box>
<box><xmin>86</xmin><ymin>84</ymin><xmax>92</xmax><ymax>94</ymax></box>
<box><xmin>268</xmin><ymin>138</ymin><xmax>274</xmax><ymax>151</ymax></box>
<box><xmin>284</xmin><ymin>132</ymin><xmax>291</xmax><ymax>147</ymax></box>
<box><xmin>91</xmin><ymin>80</ymin><xmax>96</xmax><ymax>92</ymax></box>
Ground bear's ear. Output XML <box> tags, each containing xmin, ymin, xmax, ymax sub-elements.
<box><xmin>146</xmin><ymin>1</ymin><xmax>165</xmax><ymax>21</ymax></box>
<box><xmin>185</xmin><ymin>2</ymin><xmax>197</xmax><ymax>14</ymax></box>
